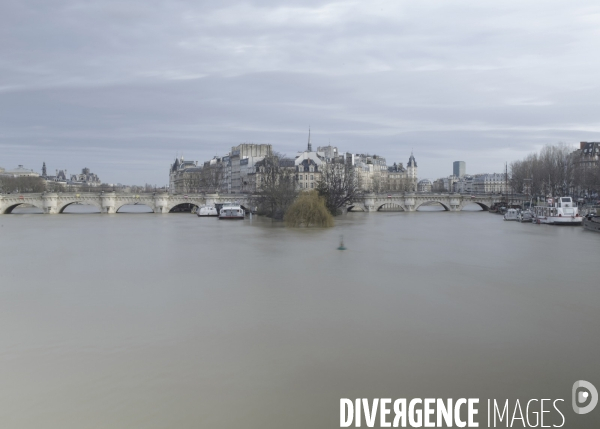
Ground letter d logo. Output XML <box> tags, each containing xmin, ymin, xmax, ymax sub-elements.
<box><xmin>572</xmin><ymin>380</ymin><xmax>598</xmax><ymax>414</ymax></box>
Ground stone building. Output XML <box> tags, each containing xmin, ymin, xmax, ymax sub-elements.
<box><xmin>316</xmin><ymin>145</ymin><xmax>339</xmax><ymax>162</ymax></box>
<box><xmin>249</xmin><ymin>157</ymin><xmax>296</xmax><ymax>192</ymax></box>
<box><xmin>352</xmin><ymin>154</ymin><xmax>388</xmax><ymax>192</ymax></box>
<box><xmin>169</xmin><ymin>157</ymin><xmax>201</xmax><ymax>194</ymax></box>
<box><xmin>229</xmin><ymin>143</ymin><xmax>272</xmax><ymax>193</ymax></box>
<box><xmin>295</xmin><ymin>136</ymin><xmax>325</xmax><ymax>191</ymax></box>
<box><xmin>386</xmin><ymin>162</ymin><xmax>409</xmax><ymax>191</ymax></box>
<box><xmin>407</xmin><ymin>152</ymin><xmax>418</xmax><ymax>183</ymax></box>
<box><xmin>2</xmin><ymin>165</ymin><xmax>39</xmax><ymax>177</ymax></box>
<box><xmin>453</xmin><ymin>175</ymin><xmax>474</xmax><ymax>193</ymax></box>
<box><xmin>417</xmin><ymin>179</ymin><xmax>432</xmax><ymax>193</ymax></box>
<box><xmin>70</xmin><ymin>167</ymin><xmax>101</xmax><ymax>186</ymax></box>
<box><xmin>572</xmin><ymin>142</ymin><xmax>600</xmax><ymax>170</ymax></box>
<box><xmin>296</xmin><ymin>158</ymin><xmax>321</xmax><ymax>190</ymax></box>
<box><xmin>433</xmin><ymin>175</ymin><xmax>458</xmax><ymax>192</ymax></box>
<box><xmin>471</xmin><ymin>173</ymin><xmax>509</xmax><ymax>194</ymax></box>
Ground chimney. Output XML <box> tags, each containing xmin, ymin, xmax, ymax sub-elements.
<box><xmin>581</xmin><ymin>142</ymin><xmax>586</xmax><ymax>149</ymax></box>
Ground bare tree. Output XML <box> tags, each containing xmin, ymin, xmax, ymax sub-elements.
<box><xmin>510</xmin><ymin>143</ymin><xmax>579</xmax><ymax>200</ymax></box>
<box><xmin>0</xmin><ymin>176</ymin><xmax>46</xmax><ymax>193</ymax></box>
<box><xmin>252</xmin><ymin>154</ymin><xmax>298</xmax><ymax>219</ymax></box>
<box><xmin>316</xmin><ymin>161</ymin><xmax>361</xmax><ymax>215</ymax></box>
<box><xmin>200</xmin><ymin>165</ymin><xmax>223</xmax><ymax>193</ymax></box>
<box><xmin>182</xmin><ymin>170</ymin><xmax>203</xmax><ymax>194</ymax></box>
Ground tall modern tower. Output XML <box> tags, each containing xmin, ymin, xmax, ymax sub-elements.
<box><xmin>453</xmin><ymin>161</ymin><xmax>465</xmax><ymax>178</ymax></box>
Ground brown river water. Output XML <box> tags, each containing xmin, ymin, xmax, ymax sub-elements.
<box><xmin>0</xmin><ymin>204</ymin><xmax>598</xmax><ymax>428</ymax></box>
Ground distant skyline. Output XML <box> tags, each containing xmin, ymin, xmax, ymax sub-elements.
<box><xmin>2</xmin><ymin>0</ymin><xmax>599</xmax><ymax>185</ymax></box>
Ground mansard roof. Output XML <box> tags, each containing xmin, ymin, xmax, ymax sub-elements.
<box><xmin>297</xmin><ymin>158</ymin><xmax>319</xmax><ymax>172</ymax></box>
<box><xmin>388</xmin><ymin>162</ymin><xmax>406</xmax><ymax>173</ymax></box>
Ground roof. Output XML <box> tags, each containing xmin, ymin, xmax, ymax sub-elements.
<box><xmin>407</xmin><ymin>153</ymin><xmax>417</xmax><ymax>167</ymax></box>
<box><xmin>297</xmin><ymin>159</ymin><xmax>319</xmax><ymax>172</ymax></box>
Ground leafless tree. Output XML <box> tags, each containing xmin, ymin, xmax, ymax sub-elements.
<box><xmin>316</xmin><ymin>160</ymin><xmax>361</xmax><ymax>215</ymax></box>
<box><xmin>0</xmin><ymin>176</ymin><xmax>46</xmax><ymax>193</ymax></box>
<box><xmin>252</xmin><ymin>153</ymin><xmax>298</xmax><ymax>219</ymax></box>
<box><xmin>510</xmin><ymin>143</ymin><xmax>581</xmax><ymax>199</ymax></box>
<box><xmin>200</xmin><ymin>166</ymin><xmax>223</xmax><ymax>193</ymax></box>
<box><xmin>182</xmin><ymin>170</ymin><xmax>203</xmax><ymax>194</ymax></box>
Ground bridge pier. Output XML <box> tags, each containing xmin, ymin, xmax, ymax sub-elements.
<box><xmin>42</xmin><ymin>193</ymin><xmax>59</xmax><ymax>214</ymax></box>
<box><xmin>154</xmin><ymin>193</ymin><xmax>170</xmax><ymax>213</ymax></box>
<box><xmin>363</xmin><ymin>193</ymin><xmax>375</xmax><ymax>212</ymax></box>
<box><xmin>448</xmin><ymin>196</ymin><xmax>461</xmax><ymax>212</ymax></box>
<box><xmin>101</xmin><ymin>192</ymin><xmax>117</xmax><ymax>214</ymax></box>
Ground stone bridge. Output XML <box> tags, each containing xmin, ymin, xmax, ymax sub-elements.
<box><xmin>0</xmin><ymin>191</ymin><xmax>524</xmax><ymax>214</ymax></box>
<box><xmin>349</xmin><ymin>192</ymin><xmax>521</xmax><ymax>212</ymax></box>
<box><xmin>0</xmin><ymin>192</ymin><xmax>250</xmax><ymax>214</ymax></box>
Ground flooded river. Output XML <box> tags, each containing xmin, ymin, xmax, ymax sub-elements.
<box><xmin>0</xmin><ymin>205</ymin><xmax>598</xmax><ymax>428</ymax></box>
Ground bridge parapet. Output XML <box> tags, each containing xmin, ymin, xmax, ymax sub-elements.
<box><xmin>349</xmin><ymin>192</ymin><xmax>511</xmax><ymax>212</ymax></box>
<box><xmin>1</xmin><ymin>191</ymin><xmax>523</xmax><ymax>215</ymax></box>
<box><xmin>0</xmin><ymin>192</ymin><xmax>252</xmax><ymax>214</ymax></box>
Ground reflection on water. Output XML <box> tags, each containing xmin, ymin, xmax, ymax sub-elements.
<box><xmin>0</xmin><ymin>209</ymin><xmax>598</xmax><ymax>428</ymax></box>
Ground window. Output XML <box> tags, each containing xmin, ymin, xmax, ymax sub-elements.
<box><xmin>310</xmin><ymin>183</ymin><xmax>314</xmax><ymax>188</ymax></box>
<box><xmin>310</xmin><ymin>175</ymin><xmax>313</xmax><ymax>180</ymax></box>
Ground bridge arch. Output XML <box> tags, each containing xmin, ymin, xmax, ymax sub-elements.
<box><xmin>377</xmin><ymin>202</ymin><xmax>405</xmax><ymax>212</ymax></box>
<box><xmin>2</xmin><ymin>202</ymin><xmax>45</xmax><ymax>214</ymax></box>
<box><xmin>347</xmin><ymin>204</ymin><xmax>366</xmax><ymax>212</ymax></box>
<box><xmin>462</xmin><ymin>201</ymin><xmax>489</xmax><ymax>211</ymax></box>
<box><xmin>58</xmin><ymin>200</ymin><xmax>102</xmax><ymax>213</ymax></box>
<box><xmin>115</xmin><ymin>202</ymin><xmax>155</xmax><ymax>213</ymax></box>
<box><xmin>168</xmin><ymin>202</ymin><xmax>200</xmax><ymax>213</ymax></box>
<box><xmin>415</xmin><ymin>200</ymin><xmax>450</xmax><ymax>211</ymax></box>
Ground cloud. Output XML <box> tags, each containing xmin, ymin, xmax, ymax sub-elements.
<box><xmin>1</xmin><ymin>0</ymin><xmax>600</xmax><ymax>183</ymax></box>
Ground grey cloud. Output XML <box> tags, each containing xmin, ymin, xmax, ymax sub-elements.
<box><xmin>1</xmin><ymin>0</ymin><xmax>600</xmax><ymax>184</ymax></box>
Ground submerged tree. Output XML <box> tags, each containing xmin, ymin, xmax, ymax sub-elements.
<box><xmin>316</xmin><ymin>161</ymin><xmax>361</xmax><ymax>215</ymax></box>
<box><xmin>252</xmin><ymin>153</ymin><xmax>298</xmax><ymax>219</ymax></box>
<box><xmin>284</xmin><ymin>190</ymin><xmax>334</xmax><ymax>227</ymax></box>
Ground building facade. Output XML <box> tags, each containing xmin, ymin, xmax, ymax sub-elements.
<box><xmin>169</xmin><ymin>157</ymin><xmax>201</xmax><ymax>194</ymax></box>
<box><xmin>1</xmin><ymin>165</ymin><xmax>40</xmax><ymax>178</ymax></box>
<box><xmin>70</xmin><ymin>168</ymin><xmax>101</xmax><ymax>187</ymax></box>
<box><xmin>417</xmin><ymin>179</ymin><xmax>432</xmax><ymax>193</ymax></box>
<box><xmin>471</xmin><ymin>173</ymin><xmax>509</xmax><ymax>194</ymax></box>
<box><xmin>453</xmin><ymin>161</ymin><xmax>466</xmax><ymax>178</ymax></box>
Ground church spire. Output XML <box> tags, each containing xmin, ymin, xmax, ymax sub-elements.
<box><xmin>307</xmin><ymin>127</ymin><xmax>312</xmax><ymax>152</ymax></box>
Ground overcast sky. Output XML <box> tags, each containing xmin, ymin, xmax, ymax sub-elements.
<box><xmin>2</xmin><ymin>0</ymin><xmax>599</xmax><ymax>185</ymax></box>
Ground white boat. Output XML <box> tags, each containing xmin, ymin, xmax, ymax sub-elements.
<box><xmin>582</xmin><ymin>214</ymin><xmax>600</xmax><ymax>233</ymax></box>
<box><xmin>503</xmin><ymin>208</ymin><xmax>519</xmax><ymax>221</ymax></box>
<box><xmin>197</xmin><ymin>206</ymin><xmax>218</xmax><ymax>217</ymax></box>
<box><xmin>517</xmin><ymin>209</ymin><xmax>534</xmax><ymax>223</ymax></box>
<box><xmin>532</xmin><ymin>197</ymin><xmax>582</xmax><ymax>225</ymax></box>
<box><xmin>218</xmin><ymin>203</ymin><xmax>245</xmax><ymax>220</ymax></box>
